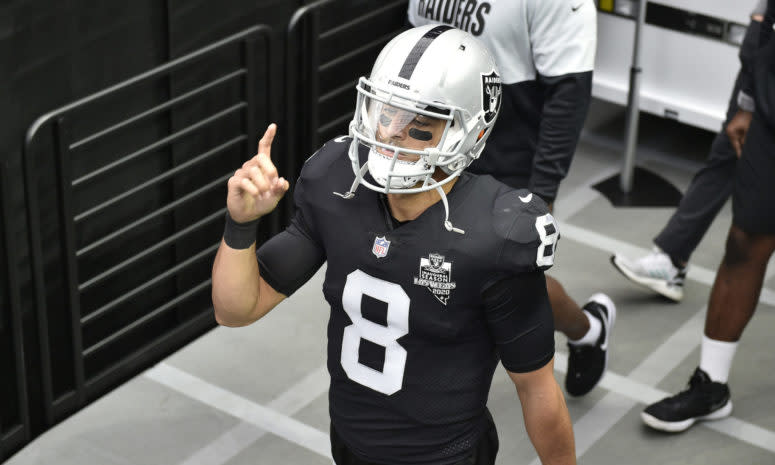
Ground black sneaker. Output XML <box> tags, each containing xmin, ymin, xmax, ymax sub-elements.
<box><xmin>641</xmin><ymin>367</ymin><xmax>732</xmax><ymax>433</ymax></box>
<box><xmin>565</xmin><ymin>293</ymin><xmax>616</xmax><ymax>397</ymax></box>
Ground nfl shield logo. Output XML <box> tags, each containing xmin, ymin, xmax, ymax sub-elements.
<box><xmin>372</xmin><ymin>236</ymin><xmax>390</xmax><ymax>258</ymax></box>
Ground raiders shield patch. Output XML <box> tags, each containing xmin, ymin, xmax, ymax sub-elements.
<box><xmin>481</xmin><ymin>71</ymin><xmax>502</xmax><ymax>124</ymax></box>
<box><xmin>413</xmin><ymin>253</ymin><xmax>457</xmax><ymax>305</ymax></box>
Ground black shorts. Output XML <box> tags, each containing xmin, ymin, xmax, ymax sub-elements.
<box><xmin>732</xmin><ymin>113</ymin><xmax>775</xmax><ymax>234</ymax></box>
<box><xmin>330</xmin><ymin>410</ymin><xmax>499</xmax><ymax>465</ymax></box>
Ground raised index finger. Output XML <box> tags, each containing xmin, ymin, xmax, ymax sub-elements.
<box><xmin>257</xmin><ymin>123</ymin><xmax>277</xmax><ymax>159</ymax></box>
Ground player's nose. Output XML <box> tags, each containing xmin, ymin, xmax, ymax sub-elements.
<box><xmin>385</xmin><ymin>119</ymin><xmax>408</xmax><ymax>139</ymax></box>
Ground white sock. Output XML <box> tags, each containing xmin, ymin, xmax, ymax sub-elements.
<box><xmin>568</xmin><ymin>310</ymin><xmax>601</xmax><ymax>346</ymax></box>
<box><xmin>699</xmin><ymin>335</ymin><xmax>738</xmax><ymax>383</ymax></box>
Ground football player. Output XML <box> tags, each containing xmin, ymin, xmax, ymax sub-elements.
<box><xmin>212</xmin><ymin>26</ymin><xmax>575</xmax><ymax>464</ymax></box>
<box><xmin>407</xmin><ymin>0</ymin><xmax>616</xmax><ymax>397</ymax></box>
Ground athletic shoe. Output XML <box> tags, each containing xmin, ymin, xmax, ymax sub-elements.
<box><xmin>642</xmin><ymin>367</ymin><xmax>732</xmax><ymax>433</ymax></box>
<box><xmin>565</xmin><ymin>293</ymin><xmax>616</xmax><ymax>397</ymax></box>
<box><xmin>610</xmin><ymin>248</ymin><xmax>686</xmax><ymax>301</ymax></box>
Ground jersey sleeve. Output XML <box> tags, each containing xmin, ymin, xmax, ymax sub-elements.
<box><xmin>482</xmin><ymin>271</ymin><xmax>555</xmax><ymax>373</ymax></box>
<box><xmin>493</xmin><ymin>189</ymin><xmax>559</xmax><ymax>272</ymax></box>
<box><xmin>527</xmin><ymin>0</ymin><xmax>596</xmax><ymax>77</ymax></box>
<box><xmin>255</xmin><ymin>210</ymin><xmax>325</xmax><ymax>297</ymax></box>
<box><xmin>255</xmin><ymin>155</ymin><xmax>326</xmax><ymax>296</ymax></box>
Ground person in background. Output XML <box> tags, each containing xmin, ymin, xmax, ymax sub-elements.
<box><xmin>611</xmin><ymin>0</ymin><xmax>767</xmax><ymax>302</ymax></box>
<box><xmin>408</xmin><ymin>0</ymin><xmax>614</xmax><ymax>397</ymax></box>
<box><xmin>642</xmin><ymin>0</ymin><xmax>775</xmax><ymax>432</ymax></box>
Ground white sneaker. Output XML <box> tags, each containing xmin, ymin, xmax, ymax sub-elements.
<box><xmin>610</xmin><ymin>248</ymin><xmax>686</xmax><ymax>301</ymax></box>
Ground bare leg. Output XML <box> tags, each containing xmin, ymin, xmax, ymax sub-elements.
<box><xmin>705</xmin><ymin>225</ymin><xmax>775</xmax><ymax>341</ymax></box>
<box><xmin>547</xmin><ymin>275</ymin><xmax>589</xmax><ymax>340</ymax></box>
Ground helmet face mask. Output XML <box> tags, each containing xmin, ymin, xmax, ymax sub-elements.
<box><xmin>352</xmin><ymin>82</ymin><xmax>466</xmax><ymax>191</ymax></box>
<box><xmin>347</xmin><ymin>25</ymin><xmax>502</xmax><ymax>195</ymax></box>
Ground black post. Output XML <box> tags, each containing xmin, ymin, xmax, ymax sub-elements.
<box><xmin>52</xmin><ymin>117</ymin><xmax>86</xmax><ymax>405</ymax></box>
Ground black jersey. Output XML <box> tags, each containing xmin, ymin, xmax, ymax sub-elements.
<box><xmin>257</xmin><ymin>137</ymin><xmax>558</xmax><ymax>465</ymax></box>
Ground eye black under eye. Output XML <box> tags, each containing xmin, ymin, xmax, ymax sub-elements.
<box><xmin>408</xmin><ymin>128</ymin><xmax>433</xmax><ymax>141</ymax></box>
<box><xmin>379</xmin><ymin>114</ymin><xmax>392</xmax><ymax>126</ymax></box>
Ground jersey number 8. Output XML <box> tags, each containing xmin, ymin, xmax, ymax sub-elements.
<box><xmin>535</xmin><ymin>213</ymin><xmax>558</xmax><ymax>267</ymax></box>
<box><xmin>341</xmin><ymin>270</ymin><xmax>409</xmax><ymax>395</ymax></box>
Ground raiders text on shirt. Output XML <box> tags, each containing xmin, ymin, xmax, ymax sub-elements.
<box><xmin>414</xmin><ymin>0</ymin><xmax>491</xmax><ymax>36</ymax></box>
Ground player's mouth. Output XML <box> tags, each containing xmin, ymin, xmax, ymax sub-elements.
<box><xmin>375</xmin><ymin>138</ymin><xmax>419</xmax><ymax>162</ymax></box>
<box><xmin>377</xmin><ymin>146</ymin><xmax>420</xmax><ymax>162</ymax></box>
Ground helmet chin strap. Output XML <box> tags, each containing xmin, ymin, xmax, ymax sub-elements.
<box><xmin>435</xmin><ymin>184</ymin><xmax>465</xmax><ymax>234</ymax></box>
<box><xmin>333</xmin><ymin>162</ymin><xmax>368</xmax><ymax>199</ymax></box>
<box><xmin>337</xmin><ymin>142</ymin><xmax>465</xmax><ymax>234</ymax></box>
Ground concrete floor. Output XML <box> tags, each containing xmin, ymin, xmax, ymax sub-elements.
<box><xmin>7</xmin><ymin>100</ymin><xmax>775</xmax><ymax>465</ymax></box>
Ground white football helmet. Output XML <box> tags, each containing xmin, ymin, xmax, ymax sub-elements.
<box><xmin>344</xmin><ymin>25</ymin><xmax>502</xmax><ymax>197</ymax></box>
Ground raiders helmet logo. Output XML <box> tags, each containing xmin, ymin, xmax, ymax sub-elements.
<box><xmin>481</xmin><ymin>71</ymin><xmax>502</xmax><ymax>124</ymax></box>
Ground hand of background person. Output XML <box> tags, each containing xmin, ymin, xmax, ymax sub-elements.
<box><xmin>226</xmin><ymin>124</ymin><xmax>289</xmax><ymax>223</ymax></box>
<box><xmin>726</xmin><ymin>109</ymin><xmax>753</xmax><ymax>158</ymax></box>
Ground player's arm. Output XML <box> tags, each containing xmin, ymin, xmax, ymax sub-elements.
<box><xmin>527</xmin><ymin>0</ymin><xmax>596</xmax><ymax>203</ymax></box>
<box><xmin>509</xmin><ymin>361</ymin><xmax>575</xmax><ymax>465</ymax></box>
<box><xmin>212</xmin><ymin>242</ymin><xmax>285</xmax><ymax>327</ymax></box>
<box><xmin>211</xmin><ymin>124</ymin><xmax>290</xmax><ymax>327</ymax></box>
<box><xmin>482</xmin><ymin>271</ymin><xmax>574</xmax><ymax>464</ymax></box>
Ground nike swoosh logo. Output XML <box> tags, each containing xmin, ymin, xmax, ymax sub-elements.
<box><xmin>519</xmin><ymin>193</ymin><xmax>532</xmax><ymax>203</ymax></box>
<box><xmin>572</xmin><ymin>2</ymin><xmax>584</xmax><ymax>11</ymax></box>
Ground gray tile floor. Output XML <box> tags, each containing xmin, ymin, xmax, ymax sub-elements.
<box><xmin>8</xmin><ymin>100</ymin><xmax>775</xmax><ymax>465</ymax></box>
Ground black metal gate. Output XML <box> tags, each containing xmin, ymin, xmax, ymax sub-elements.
<box><xmin>4</xmin><ymin>1</ymin><xmax>414</xmax><ymax>458</ymax></box>
<box><xmin>283</xmin><ymin>0</ymin><xmax>409</xmax><ymax>217</ymax></box>
<box><xmin>0</xmin><ymin>157</ymin><xmax>31</xmax><ymax>461</ymax></box>
<box><xmin>20</xmin><ymin>25</ymin><xmax>274</xmax><ymax>429</ymax></box>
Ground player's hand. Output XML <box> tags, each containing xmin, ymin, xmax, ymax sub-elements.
<box><xmin>726</xmin><ymin>109</ymin><xmax>753</xmax><ymax>158</ymax></box>
<box><xmin>226</xmin><ymin>124</ymin><xmax>289</xmax><ymax>223</ymax></box>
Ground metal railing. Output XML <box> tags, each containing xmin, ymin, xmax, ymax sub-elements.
<box><xmin>0</xmin><ymin>158</ymin><xmax>30</xmax><ymax>461</ymax></box>
<box><xmin>284</xmin><ymin>0</ymin><xmax>408</xmax><ymax>218</ymax></box>
<box><xmin>22</xmin><ymin>25</ymin><xmax>273</xmax><ymax>425</ymax></box>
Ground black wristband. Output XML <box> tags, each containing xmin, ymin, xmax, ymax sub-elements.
<box><xmin>223</xmin><ymin>212</ymin><xmax>260</xmax><ymax>249</ymax></box>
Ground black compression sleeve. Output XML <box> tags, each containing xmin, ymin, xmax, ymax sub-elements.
<box><xmin>739</xmin><ymin>20</ymin><xmax>762</xmax><ymax>102</ymax></box>
<box><xmin>482</xmin><ymin>272</ymin><xmax>554</xmax><ymax>373</ymax></box>
<box><xmin>530</xmin><ymin>71</ymin><xmax>593</xmax><ymax>203</ymax></box>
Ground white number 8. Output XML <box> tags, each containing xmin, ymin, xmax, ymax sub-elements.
<box><xmin>341</xmin><ymin>270</ymin><xmax>410</xmax><ymax>395</ymax></box>
<box><xmin>535</xmin><ymin>213</ymin><xmax>559</xmax><ymax>267</ymax></box>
